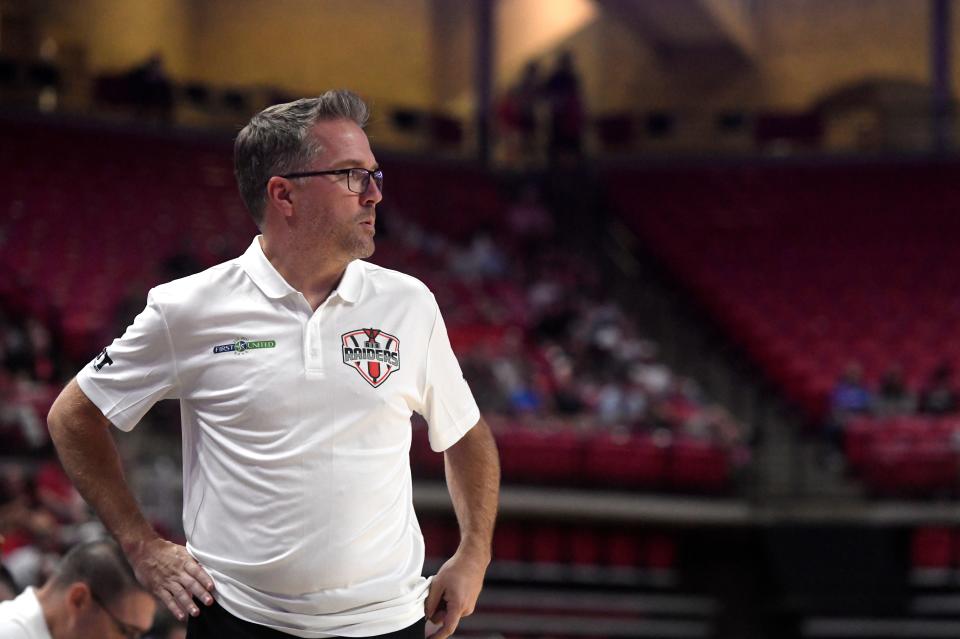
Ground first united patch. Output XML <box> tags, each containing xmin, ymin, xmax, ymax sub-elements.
<box><xmin>213</xmin><ymin>338</ymin><xmax>277</xmax><ymax>354</ymax></box>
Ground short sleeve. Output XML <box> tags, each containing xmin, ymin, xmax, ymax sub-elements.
<box><xmin>419</xmin><ymin>304</ymin><xmax>481</xmax><ymax>452</ymax></box>
<box><xmin>75</xmin><ymin>290</ymin><xmax>180</xmax><ymax>432</ymax></box>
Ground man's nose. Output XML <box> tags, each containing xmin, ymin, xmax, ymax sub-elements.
<box><xmin>361</xmin><ymin>177</ymin><xmax>382</xmax><ymax>205</ymax></box>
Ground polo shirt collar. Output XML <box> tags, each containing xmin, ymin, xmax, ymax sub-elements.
<box><xmin>336</xmin><ymin>259</ymin><xmax>363</xmax><ymax>304</ymax></box>
<box><xmin>239</xmin><ymin>236</ymin><xmax>297</xmax><ymax>299</ymax></box>
<box><xmin>239</xmin><ymin>236</ymin><xmax>364</xmax><ymax>304</ymax></box>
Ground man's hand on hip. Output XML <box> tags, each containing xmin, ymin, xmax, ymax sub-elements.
<box><xmin>127</xmin><ymin>537</ymin><xmax>215</xmax><ymax>621</ymax></box>
<box><xmin>424</xmin><ymin>548</ymin><xmax>489</xmax><ymax>639</ymax></box>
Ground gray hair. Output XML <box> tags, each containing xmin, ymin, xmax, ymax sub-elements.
<box><xmin>49</xmin><ymin>539</ymin><xmax>144</xmax><ymax>606</ymax></box>
<box><xmin>234</xmin><ymin>89</ymin><xmax>370</xmax><ymax>226</ymax></box>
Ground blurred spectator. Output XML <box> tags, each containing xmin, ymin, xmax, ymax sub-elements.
<box><xmin>383</xmin><ymin>213</ymin><xmax>746</xmax><ymax>446</ymax></box>
<box><xmin>506</xmin><ymin>184</ymin><xmax>555</xmax><ymax>251</ymax></box>
<box><xmin>830</xmin><ymin>362</ymin><xmax>872</xmax><ymax>419</ymax></box>
<box><xmin>0</xmin><ymin>539</ymin><xmax>155</xmax><ymax>638</ymax></box>
<box><xmin>0</xmin><ymin>373</ymin><xmax>48</xmax><ymax>452</ymax></box>
<box><xmin>593</xmin><ymin>373</ymin><xmax>647</xmax><ymax>428</ymax></box>
<box><xmin>0</xmin><ymin>566</ymin><xmax>15</xmax><ymax>602</ymax></box>
<box><xmin>919</xmin><ymin>362</ymin><xmax>959</xmax><ymax>415</ymax></box>
<box><xmin>124</xmin><ymin>53</ymin><xmax>174</xmax><ymax>118</ymax></box>
<box><xmin>162</xmin><ymin>242</ymin><xmax>203</xmax><ymax>281</ymax></box>
<box><xmin>491</xmin><ymin>351</ymin><xmax>543</xmax><ymax>416</ymax></box>
<box><xmin>460</xmin><ymin>351</ymin><xmax>506</xmax><ymax>414</ymax></box>
<box><xmin>530</xmin><ymin>270</ymin><xmax>577</xmax><ymax>343</ymax></box>
<box><xmin>25</xmin><ymin>318</ymin><xmax>57</xmax><ymax>383</ymax></box>
<box><xmin>542</xmin><ymin>51</ymin><xmax>585</xmax><ymax>162</ymax></box>
<box><xmin>2</xmin><ymin>506</ymin><xmax>60</xmax><ymax>591</ymax></box>
<box><xmin>549</xmin><ymin>363</ymin><xmax>585</xmax><ymax>417</ymax></box>
<box><xmin>0</xmin><ymin>460</ymin><xmax>102</xmax><ymax>594</ymax></box>
<box><xmin>496</xmin><ymin>61</ymin><xmax>541</xmax><ymax>165</ymax></box>
<box><xmin>656</xmin><ymin>378</ymin><xmax>704</xmax><ymax>432</ymax></box>
<box><xmin>34</xmin><ymin>462</ymin><xmax>88</xmax><ymax>526</ymax></box>
<box><xmin>448</xmin><ymin>231</ymin><xmax>507</xmax><ymax>280</ymax></box>
<box><xmin>0</xmin><ymin>473</ymin><xmax>22</xmax><ymax>601</ymax></box>
<box><xmin>825</xmin><ymin>362</ymin><xmax>872</xmax><ymax>451</ymax></box>
<box><xmin>631</xmin><ymin>352</ymin><xmax>673</xmax><ymax>398</ymax></box>
<box><xmin>873</xmin><ymin>365</ymin><xmax>915</xmax><ymax>417</ymax></box>
<box><xmin>112</xmin><ymin>286</ymin><xmax>150</xmax><ymax>349</ymax></box>
<box><xmin>0</xmin><ymin>311</ymin><xmax>33</xmax><ymax>377</ymax></box>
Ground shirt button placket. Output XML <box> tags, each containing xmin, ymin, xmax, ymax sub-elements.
<box><xmin>308</xmin><ymin>323</ymin><xmax>321</xmax><ymax>370</ymax></box>
<box><xmin>306</xmin><ymin>305</ymin><xmax>326</xmax><ymax>375</ymax></box>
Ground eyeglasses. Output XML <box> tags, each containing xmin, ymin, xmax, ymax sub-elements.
<box><xmin>90</xmin><ymin>590</ymin><xmax>146</xmax><ymax>639</ymax></box>
<box><xmin>280</xmin><ymin>168</ymin><xmax>383</xmax><ymax>194</ymax></box>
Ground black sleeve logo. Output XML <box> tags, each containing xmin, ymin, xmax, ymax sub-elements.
<box><xmin>93</xmin><ymin>348</ymin><xmax>114</xmax><ymax>371</ymax></box>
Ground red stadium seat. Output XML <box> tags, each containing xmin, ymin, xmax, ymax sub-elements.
<box><xmin>568</xmin><ymin>528</ymin><xmax>602</xmax><ymax>566</ymax></box>
<box><xmin>583</xmin><ymin>433</ymin><xmax>667</xmax><ymax>489</ymax></box>
<box><xmin>492</xmin><ymin>521</ymin><xmax>525</xmax><ymax>562</ymax></box>
<box><xmin>605</xmin><ymin>531</ymin><xmax>642</xmax><ymax>568</ymax></box>
<box><xmin>668</xmin><ymin>438</ymin><xmax>730</xmax><ymax>493</ymax></box>
<box><xmin>529</xmin><ymin>525</ymin><xmax>565</xmax><ymax>564</ymax></box>
<box><xmin>419</xmin><ymin>518</ymin><xmax>458</xmax><ymax>560</ymax></box>
<box><xmin>605</xmin><ymin>163</ymin><xmax>960</xmax><ymax>430</ymax></box>
<box><xmin>912</xmin><ymin>527</ymin><xmax>953</xmax><ymax>569</ymax></box>
<box><xmin>497</xmin><ymin>428</ymin><xmax>584</xmax><ymax>485</ymax></box>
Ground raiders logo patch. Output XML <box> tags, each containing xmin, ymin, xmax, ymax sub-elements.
<box><xmin>341</xmin><ymin>328</ymin><xmax>400</xmax><ymax>388</ymax></box>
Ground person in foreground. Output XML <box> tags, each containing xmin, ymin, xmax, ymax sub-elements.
<box><xmin>0</xmin><ymin>539</ymin><xmax>155</xmax><ymax>639</ymax></box>
<box><xmin>46</xmin><ymin>89</ymin><xmax>501</xmax><ymax>639</ymax></box>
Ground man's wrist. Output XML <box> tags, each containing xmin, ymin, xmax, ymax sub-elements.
<box><xmin>457</xmin><ymin>536</ymin><xmax>493</xmax><ymax>566</ymax></box>
<box><xmin>117</xmin><ymin>524</ymin><xmax>162</xmax><ymax>560</ymax></box>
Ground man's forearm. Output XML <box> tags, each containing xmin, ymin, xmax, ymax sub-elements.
<box><xmin>47</xmin><ymin>379</ymin><xmax>158</xmax><ymax>552</ymax></box>
<box><xmin>49</xmin><ymin>380</ymin><xmax>216</xmax><ymax>621</ymax></box>
<box><xmin>443</xmin><ymin>416</ymin><xmax>500</xmax><ymax>558</ymax></box>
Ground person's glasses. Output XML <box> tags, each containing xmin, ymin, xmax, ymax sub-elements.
<box><xmin>280</xmin><ymin>168</ymin><xmax>383</xmax><ymax>194</ymax></box>
<box><xmin>90</xmin><ymin>590</ymin><xmax>146</xmax><ymax>639</ymax></box>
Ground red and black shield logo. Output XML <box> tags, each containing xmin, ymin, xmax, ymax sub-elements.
<box><xmin>341</xmin><ymin>328</ymin><xmax>400</xmax><ymax>388</ymax></box>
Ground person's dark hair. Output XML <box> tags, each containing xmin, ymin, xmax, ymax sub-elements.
<box><xmin>234</xmin><ymin>89</ymin><xmax>370</xmax><ymax>227</ymax></box>
<box><xmin>0</xmin><ymin>562</ymin><xmax>18</xmax><ymax>599</ymax></box>
<box><xmin>48</xmin><ymin>539</ymin><xmax>143</xmax><ymax>605</ymax></box>
<box><xmin>932</xmin><ymin>362</ymin><xmax>954</xmax><ymax>383</ymax></box>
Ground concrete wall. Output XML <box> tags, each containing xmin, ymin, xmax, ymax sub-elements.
<box><xmin>187</xmin><ymin>0</ymin><xmax>434</xmax><ymax>109</ymax></box>
<box><xmin>31</xmin><ymin>0</ymin><xmax>194</xmax><ymax>77</ymax></box>
<box><xmin>9</xmin><ymin>0</ymin><xmax>955</xmax><ymax>119</ymax></box>
<box><xmin>754</xmin><ymin>0</ymin><xmax>930</xmax><ymax>109</ymax></box>
<box><xmin>24</xmin><ymin>0</ymin><xmax>448</xmax><ymax>112</ymax></box>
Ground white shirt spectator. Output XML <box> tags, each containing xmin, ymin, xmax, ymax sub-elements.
<box><xmin>0</xmin><ymin>588</ymin><xmax>52</xmax><ymax>639</ymax></box>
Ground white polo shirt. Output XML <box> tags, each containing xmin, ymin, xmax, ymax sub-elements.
<box><xmin>0</xmin><ymin>588</ymin><xmax>52</xmax><ymax>639</ymax></box>
<box><xmin>76</xmin><ymin>236</ymin><xmax>480</xmax><ymax>638</ymax></box>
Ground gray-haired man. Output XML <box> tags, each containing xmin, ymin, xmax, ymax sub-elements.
<box><xmin>47</xmin><ymin>90</ymin><xmax>500</xmax><ymax>639</ymax></box>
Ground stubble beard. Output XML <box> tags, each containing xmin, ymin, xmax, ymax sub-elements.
<box><xmin>303</xmin><ymin>208</ymin><xmax>375</xmax><ymax>263</ymax></box>
<box><xmin>350</xmin><ymin>232</ymin><xmax>375</xmax><ymax>260</ymax></box>
<box><xmin>347</xmin><ymin>209</ymin><xmax>376</xmax><ymax>260</ymax></box>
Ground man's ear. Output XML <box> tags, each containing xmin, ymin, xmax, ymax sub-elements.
<box><xmin>65</xmin><ymin>581</ymin><xmax>92</xmax><ymax>611</ymax></box>
<box><xmin>266</xmin><ymin>176</ymin><xmax>295</xmax><ymax>217</ymax></box>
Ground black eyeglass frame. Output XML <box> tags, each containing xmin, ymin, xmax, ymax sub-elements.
<box><xmin>279</xmin><ymin>168</ymin><xmax>383</xmax><ymax>194</ymax></box>
<box><xmin>90</xmin><ymin>589</ymin><xmax>146</xmax><ymax>639</ymax></box>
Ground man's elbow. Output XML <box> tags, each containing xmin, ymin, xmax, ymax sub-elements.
<box><xmin>46</xmin><ymin>379</ymin><xmax>108</xmax><ymax>442</ymax></box>
<box><xmin>47</xmin><ymin>383</ymin><xmax>75</xmax><ymax>442</ymax></box>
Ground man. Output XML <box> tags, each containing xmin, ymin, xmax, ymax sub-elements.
<box><xmin>46</xmin><ymin>90</ymin><xmax>500</xmax><ymax>639</ymax></box>
<box><xmin>0</xmin><ymin>475</ymin><xmax>20</xmax><ymax>601</ymax></box>
<box><xmin>0</xmin><ymin>539</ymin><xmax>155</xmax><ymax>638</ymax></box>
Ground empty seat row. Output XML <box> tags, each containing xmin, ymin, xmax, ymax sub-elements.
<box><xmin>411</xmin><ymin>427</ymin><xmax>732</xmax><ymax>493</ymax></box>
<box><xmin>912</xmin><ymin>527</ymin><xmax>960</xmax><ymax>570</ymax></box>
<box><xmin>606</xmin><ymin>163</ymin><xmax>960</xmax><ymax>422</ymax></box>
<box><xmin>420</xmin><ymin>517</ymin><xmax>676</xmax><ymax>569</ymax></box>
